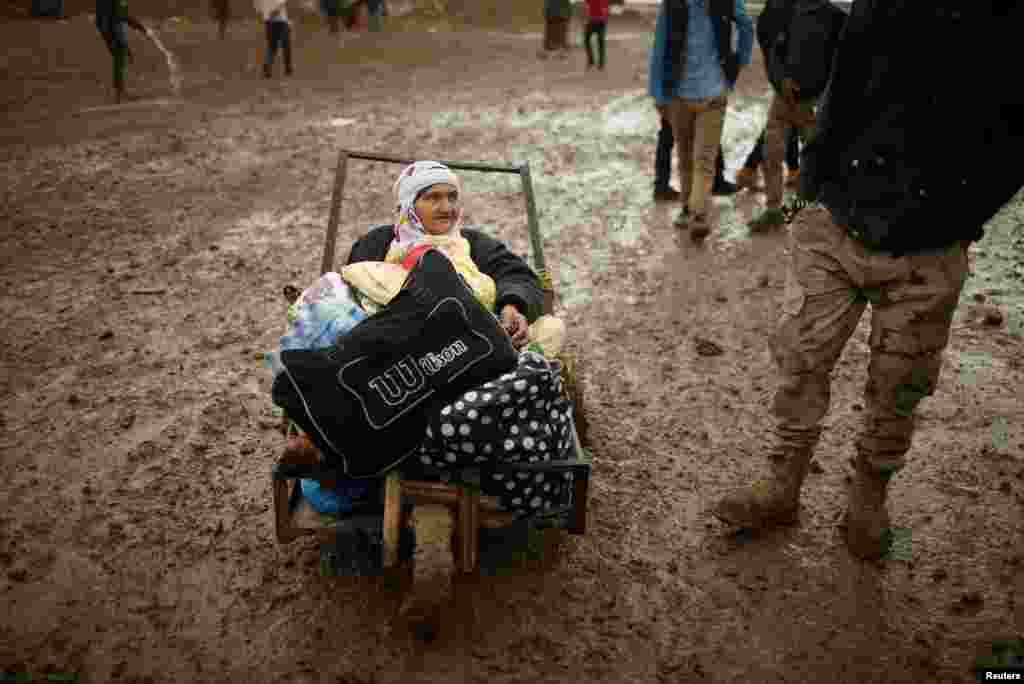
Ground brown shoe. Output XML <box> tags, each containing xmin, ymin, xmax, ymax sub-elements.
<box><xmin>735</xmin><ymin>166</ymin><xmax>759</xmax><ymax>190</ymax></box>
<box><xmin>654</xmin><ymin>186</ymin><xmax>681</xmax><ymax>202</ymax></box>
<box><xmin>689</xmin><ymin>213</ymin><xmax>711</xmax><ymax>240</ymax></box>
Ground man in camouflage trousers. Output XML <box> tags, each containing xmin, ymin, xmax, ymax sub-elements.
<box><xmin>713</xmin><ymin>0</ymin><xmax>1024</xmax><ymax>559</ymax></box>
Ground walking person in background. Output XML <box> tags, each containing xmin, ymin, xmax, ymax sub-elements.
<box><xmin>584</xmin><ymin>0</ymin><xmax>609</xmax><ymax>71</ymax></box>
<box><xmin>345</xmin><ymin>0</ymin><xmax>369</xmax><ymax>31</ymax></box>
<box><xmin>95</xmin><ymin>0</ymin><xmax>149</xmax><ymax>103</ymax></box>
<box><xmin>321</xmin><ymin>0</ymin><xmax>342</xmax><ymax>34</ymax></box>
<box><xmin>648</xmin><ymin>0</ymin><xmax>754</xmax><ymax>237</ymax></box>
<box><xmin>367</xmin><ymin>0</ymin><xmax>384</xmax><ymax>32</ymax></box>
<box><xmin>541</xmin><ymin>0</ymin><xmax>573</xmax><ymax>58</ymax></box>
<box><xmin>212</xmin><ymin>0</ymin><xmax>230</xmax><ymax>39</ymax></box>
<box><xmin>746</xmin><ymin>0</ymin><xmax>846</xmax><ymax>231</ymax></box>
<box><xmin>257</xmin><ymin>0</ymin><xmax>293</xmax><ymax>78</ymax></box>
<box><xmin>713</xmin><ymin>0</ymin><xmax>1024</xmax><ymax>559</ymax></box>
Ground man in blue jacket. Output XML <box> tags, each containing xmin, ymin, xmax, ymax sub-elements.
<box><xmin>713</xmin><ymin>0</ymin><xmax>1024</xmax><ymax>559</ymax></box>
<box><xmin>648</xmin><ymin>0</ymin><xmax>754</xmax><ymax>240</ymax></box>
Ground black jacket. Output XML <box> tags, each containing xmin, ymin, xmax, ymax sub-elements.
<box><xmin>757</xmin><ymin>0</ymin><xmax>845</xmax><ymax>99</ymax></box>
<box><xmin>345</xmin><ymin>225</ymin><xmax>545</xmax><ymax>323</ymax></box>
<box><xmin>801</xmin><ymin>0</ymin><xmax>1024</xmax><ymax>255</ymax></box>
<box><xmin>662</xmin><ymin>0</ymin><xmax>741</xmax><ymax>97</ymax></box>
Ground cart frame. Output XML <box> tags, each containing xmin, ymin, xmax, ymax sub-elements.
<box><xmin>271</xmin><ymin>149</ymin><xmax>591</xmax><ymax>580</ymax></box>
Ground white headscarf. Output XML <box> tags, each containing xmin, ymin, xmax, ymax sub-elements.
<box><xmin>391</xmin><ymin>161</ymin><xmax>464</xmax><ymax>253</ymax></box>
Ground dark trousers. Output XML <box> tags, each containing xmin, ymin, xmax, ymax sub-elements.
<box><xmin>264</xmin><ymin>20</ymin><xmax>292</xmax><ymax>75</ymax></box>
<box><xmin>544</xmin><ymin>16</ymin><xmax>570</xmax><ymax>50</ymax></box>
<box><xmin>654</xmin><ymin>115</ymin><xmax>727</xmax><ymax>191</ymax></box>
<box><xmin>96</xmin><ymin>17</ymin><xmax>129</xmax><ymax>93</ymax></box>
<box><xmin>584</xmin><ymin>20</ymin><xmax>606</xmax><ymax>68</ymax></box>
<box><xmin>743</xmin><ymin>126</ymin><xmax>800</xmax><ymax>170</ymax></box>
<box><xmin>212</xmin><ymin>0</ymin><xmax>229</xmax><ymax>39</ymax></box>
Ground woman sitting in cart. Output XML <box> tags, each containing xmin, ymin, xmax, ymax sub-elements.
<box><xmin>341</xmin><ymin>160</ymin><xmax>565</xmax><ymax>355</ymax></box>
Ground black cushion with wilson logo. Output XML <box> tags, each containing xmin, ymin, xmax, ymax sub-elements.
<box><xmin>271</xmin><ymin>249</ymin><xmax>519</xmax><ymax>478</ymax></box>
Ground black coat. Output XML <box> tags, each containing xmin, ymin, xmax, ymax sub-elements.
<box><xmin>801</xmin><ymin>0</ymin><xmax>1024</xmax><ymax>255</ymax></box>
<box><xmin>345</xmin><ymin>225</ymin><xmax>545</xmax><ymax>323</ymax></box>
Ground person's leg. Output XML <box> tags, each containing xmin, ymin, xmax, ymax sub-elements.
<box><xmin>714</xmin><ymin>205</ymin><xmax>868</xmax><ymax>527</ymax></box>
<box><xmin>264</xmin><ymin>20</ymin><xmax>275</xmax><ymax>77</ymax></box>
<box><xmin>325</xmin><ymin>0</ymin><xmax>340</xmax><ymax>34</ymax></box>
<box><xmin>112</xmin><ymin>43</ymin><xmax>127</xmax><ymax>100</ymax></box>
<box><xmin>668</xmin><ymin>98</ymin><xmax>696</xmax><ymax>224</ymax></box>
<box><xmin>688</xmin><ymin>96</ymin><xmax>727</xmax><ymax>234</ymax></box>
<box><xmin>597</xmin><ymin>20</ymin><xmax>606</xmax><ymax>69</ymax></box>
<box><xmin>110</xmin><ymin>21</ymin><xmax>129</xmax><ymax>100</ymax></box>
<box><xmin>557</xmin><ymin>17</ymin><xmax>570</xmax><ymax>53</ymax></box>
<box><xmin>748</xmin><ymin>94</ymin><xmax>789</xmax><ymax>229</ymax></box>
<box><xmin>368</xmin><ymin>0</ymin><xmax>383</xmax><ymax>31</ymax></box>
<box><xmin>584</xmin><ymin>21</ymin><xmax>595</xmax><ymax>66</ymax></box>
<box><xmin>282</xmin><ymin>22</ymin><xmax>293</xmax><ymax>75</ymax></box>
<box><xmin>763</xmin><ymin>94</ymin><xmax>787</xmax><ymax>211</ymax></box>
<box><xmin>214</xmin><ymin>0</ymin><xmax>229</xmax><ymax>39</ymax></box>
<box><xmin>735</xmin><ymin>128</ymin><xmax>765</xmax><ymax>189</ymax></box>
<box><xmin>784</xmin><ymin>126</ymin><xmax>799</xmax><ymax>170</ymax></box>
<box><xmin>846</xmin><ymin>241</ymin><xmax>969</xmax><ymax>558</ymax></box>
<box><xmin>712</xmin><ymin>143</ymin><xmax>738</xmax><ymax>195</ymax></box>
<box><xmin>746</xmin><ymin>128</ymin><xmax>766</xmax><ymax>169</ymax></box>
<box><xmin>654</xmin><ymin>114</ymin><xmax>676</xmax><ymax>197</ymax></box>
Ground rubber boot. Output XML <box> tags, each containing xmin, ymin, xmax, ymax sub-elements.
<box><xmin>844</xmin><ymin>465</ymin><xmax>893</xmax><ymax>560</ymax></box>
<box><xmin>712</xmin><ymin>449</ymin><xmax>812</xmax><ymax>528</ymax></box>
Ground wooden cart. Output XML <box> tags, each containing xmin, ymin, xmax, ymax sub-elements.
<box><xmin>270</xmin><ymin>150</ymin><xmax>592</xmax><ymax>641</ymax></box>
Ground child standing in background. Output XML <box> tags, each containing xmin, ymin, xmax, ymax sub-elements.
<box><xmin>584</xmin><ymin>0</ymin><xmax>609</xmax><ymax>70</ymax></box>
<box><xmin>256</xmin><ymin>0</ymin><xmax>293</xmax><ymax>78</ymax></box>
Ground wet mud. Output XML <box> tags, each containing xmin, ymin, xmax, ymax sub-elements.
<box><xmin>1</xmin><ymin>8</ymin><xmax>1022</xmax><ymax>684</ymax></box>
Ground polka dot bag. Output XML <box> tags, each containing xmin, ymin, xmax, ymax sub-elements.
<box><xmin>415</xmin><ymin>350</ymin><xmax>575</xmax><ymax>515</ymax></box>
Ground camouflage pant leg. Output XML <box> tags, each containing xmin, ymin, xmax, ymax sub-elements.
<box><xmin>857</xmin><ymin>242</ymin><xmax>969</xmax><ymax>474</ymax></box>
<box><xmin>771</xmin><ymin>205</ymin><xmax>868</xmax><ymax>455</ymax></box>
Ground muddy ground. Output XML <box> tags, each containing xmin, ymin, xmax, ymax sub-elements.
<box><xmin>2</xmin><ymin>7</ymin><xmax>1023</xmax><ymax>684</ymax></box>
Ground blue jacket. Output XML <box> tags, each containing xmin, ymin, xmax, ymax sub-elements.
<box><xmin>648</xmin><ymin>0</ymin><xmax>754</xmax><ymax>104</ymax></box>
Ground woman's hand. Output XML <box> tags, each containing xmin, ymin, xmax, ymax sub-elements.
<box><xmin>500</xmin><ymin>304</ymin><xmax>529</xmax><ymax>348</ymax></box>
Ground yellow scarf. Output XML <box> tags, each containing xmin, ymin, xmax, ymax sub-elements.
<box><xmin>384</xmin><ymin>235</ymin><xmax>497</xmax><ymax>312</ymax></box>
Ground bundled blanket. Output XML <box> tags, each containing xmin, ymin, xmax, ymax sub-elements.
<box><xmin>264</xmin><ymin>272</ymin><xmax>368</xmax><ymax>379</ymax></box>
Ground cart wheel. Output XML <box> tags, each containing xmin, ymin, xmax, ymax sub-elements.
<box><xmin>557</xmin><ymin>350</ymin><xmax>589</xmax><ymax>447</ymax></box>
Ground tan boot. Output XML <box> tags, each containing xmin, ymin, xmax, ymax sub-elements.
<box><xmin>844</xmin><ymin>467</ymin><xmax>893</xmax><ymax>559</ymax></box>
<box><xmin>734</xmin><ymin>166</ymin><xmax>759</xmax><ymax>190</ymax></box>
<box><xmin>712</xmin><ymin>451</ymin><xmax>812</xmax><ymax>528</ymax></box>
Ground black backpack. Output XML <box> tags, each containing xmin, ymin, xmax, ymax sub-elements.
<box><xmin>272</xmin><ymin>249</ymin><xmax>519</xmax><ymax>478</ymax></box>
